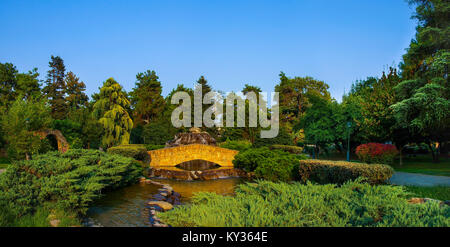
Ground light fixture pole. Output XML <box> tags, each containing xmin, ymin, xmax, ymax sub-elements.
<box><xmin>347</xmin><ymin>121</ymin><xmax>351</xmax><ymax>161</ymax></box>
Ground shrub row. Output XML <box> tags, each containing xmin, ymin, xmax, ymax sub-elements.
<box><xmin>298</xmin><ymin>159</ymin><xmax>394</xmax><ymax>185</ymax></box>
<box><xmin>0</xmin><ymin>149</ymin><xmax>142</xmax><ymax>226</ymax></box>
<box><xmin>107</xmin><ymin>144</ymin><xmax>149</xmax><ymax>161</ymax></box>
<box><xmin>269</xmin><ymin>144</ymin><xmax>304</xmax><ymax>154</ymax></box>
<box><xmin>219</xmin><ymin>140</ymin><xmax>252</xmax><ymax>152</ymax></box>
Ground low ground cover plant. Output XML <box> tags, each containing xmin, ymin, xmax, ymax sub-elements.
<box><xmin>298</xmin><ymin>159</ymin><xmax>393</xmax><ymax>185</ymax></box>
<box><xmin>0</xmin><ymin>149</ymin><xmax>142</xmax><ymax>226</ymax></box>
<box><xmin>158</xmin><ymin>180</ymin><xmax>450</xmax><ymax>227</ymax></box>
<box><xmin>356</xmin><ymin>143</ymin><xmax>398</xmax><ymax>164</ymax></box>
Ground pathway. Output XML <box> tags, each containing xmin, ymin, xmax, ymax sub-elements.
<box><xmin>389</xmin><ymin>172</ymin><xmax>450</xmax><ymax>187</ymax></box>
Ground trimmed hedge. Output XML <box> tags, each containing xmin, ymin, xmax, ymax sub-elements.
<box><xmin>145</xmin><ymin>144</ymin><xmax>165</xmax><ymax>151</ymax></box>
<box><xmin>270</xmin><ymin>145</ymin><xmax>304</xmax><ymax>154</ymax></box>
<box><xmin>107</xmin><ymin>144</ymin><xmax>149</xmax><ymax>161</ymax></box>
<box><xmin>298</xmin><ymin>159</ymin><xmax>394</xmax><ymax>185</ymax></box>
<box><xmin>219</xmin><ymin>140</ymin><xmax>252</xmax><ymax>152</ymax></box>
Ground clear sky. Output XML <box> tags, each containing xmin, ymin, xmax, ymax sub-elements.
<box><xmin>0</xmin><ymin>0</ymin><xmax>417</xmax><ymax>101</ymax></box>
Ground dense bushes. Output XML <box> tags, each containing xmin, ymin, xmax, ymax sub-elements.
<box><xmin>356</xmin><ymin>143</ymin><xmax>398</xmax><ymax>164</ymax></box>
<box><xmin>0</xmin><ymin>149</ymin><xmax>142</xmax><ymax>226</ymax></box>
<box><xmin>270</xmin><ymin>144</ymin><xmax>303</xmax><ymax>154</ymax></box>
<box><xmin>233</xmin><ymin>147</ymin><xmax>306</xmax><ymax>182</ymax></box>
<box><xmin>158</xmin><ymin>180</ymin><xmax>450</xmax><ymax>227</ymax></box>
<box><xmin>219</xmin><ymin>140</ymin><xmax>252</xmax><ymax>152</ymax></box>
<box><xmin>298</xmin><ymin>159</ymin><xmax>394</xmax><ymax>185</ymax></box>
<box><xmin>107</xmin><ymin>144</ymin><xmax>149</xmax><ymax>161</ymax></box>
<box><xmin>145</xmin><ymin>144</ymin><xmax>165</xmax><ymax>151</ymax></box>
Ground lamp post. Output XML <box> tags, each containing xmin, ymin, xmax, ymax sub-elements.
<box><xmin>346</xmin><ymin>121</ymin><xmax>351</xmax><ymax>161</ymax></box>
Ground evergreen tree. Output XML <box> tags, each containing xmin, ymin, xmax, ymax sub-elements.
<box><xmin>0</xmin><ymin>62</ymin><xmax>18</xmax><ymax>109</ymax></box>
<box><xmin>391</xmin><ymin>0</ymin><xmax>450</xmax><ymax>161</ymax></box>
<box><xmin>65</xmin><ymin>71</ymin><xmax>88</xmax><ymax>110</ymax></box>
<box><xmin>93</xmin><ymin>78</ymin><xmax>133</xmax><ymax>148</ymax></box>
<box><xmin>43</xmin><ymin>55</ymin><xmax>67</xmax><ymax>119</ymax></box>
<box><xmin>130</xmin><ymin>70</ymin><xmax>165</xmax><ymax>125</ymax></box>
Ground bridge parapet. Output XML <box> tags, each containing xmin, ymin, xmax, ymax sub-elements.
<box><xmin>148</xmin><ymin>144</ymin><xmax>238</xmax><ymax>167</ymax></box>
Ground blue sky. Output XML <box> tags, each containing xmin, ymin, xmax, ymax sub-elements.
<box><xmin>0</xmin><ymin>0</ymin><xmax>417</xmax><ymax>101</ymax></box>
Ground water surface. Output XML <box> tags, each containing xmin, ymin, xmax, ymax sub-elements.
<box><xmin>87</xmin><ymin>178</ymin><xmax>245</xmax><ymax>227</ymax></box>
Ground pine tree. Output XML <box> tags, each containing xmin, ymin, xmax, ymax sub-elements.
<box><xmin>43</xmin><ymin>55</ymin><xmax>67</xmax><ymax>119</ymax></box>
<box><xmin>65</xmin><ymin>71</ymin><xmax>88</xmax><ymax>110</ymax></box>
<box><xmin>130</xmin><ymin>70</ymin><xmax>165</xmax><ymax>125</ymax></box>
<box><xmin>93</xmin><ymin>78</ymin><xmax>133</xmax><ymax>148</ymax></box>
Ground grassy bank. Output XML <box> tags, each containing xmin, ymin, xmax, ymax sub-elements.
<box><xmin>405</xmin><ymin>186</ymin><xmax>450</xmax><ymax>201</ymax></box>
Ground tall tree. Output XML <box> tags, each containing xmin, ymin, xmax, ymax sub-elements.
<box><xmin>65</xmin><ymin>71</ymin><xmax>88</xmax><ymax>110</ymax></box>
<box><xmin>43</xmin><ymin>56</ymin><xmax>67</xmax><ymax>119</ymax></box>
<box><xmin>275</xmin><ymin>72</ymin><xmax>331</xmax><ymax>129</ymax></box>
<box><xmin>93</xmin><ymin>78</ymin><xmax>133</xmax><ymax>148</ymax></box>
<box><xmin>130</xmin><ymin>70</ymin><xmax>165</xmax><ymax>125</ymax></box>
<box><xmin>1</xmin><ymin>97</ymin><xmax>52</xmax><ymax>160</ymax></box>
<box><xmin>391</xmin><ymin>0</ymin><xmax>450</xmax><ymax>161</ymax></box>
<box><xmin>15</xmin><ymin>68</ymin><xmax>41</xmax><ymax>100</ymax></box>
<box><xmin>0</xmin><ymin>62</ymin><xmax>18</xmax><ymax>109</ymax></box>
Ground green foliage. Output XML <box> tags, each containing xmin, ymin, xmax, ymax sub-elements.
<box><xmin>159</xmin><ymin>180</ymin><xmax>450</xmax><ymax>227</ymax></box>
<box><xmin>130</xmin><ymin>70</ymin><xmax>165</xmax><ymax>125</ymax></box>
<box><xmin>219</xmin><ymin>140</ymin><xmax>252</xmax><ymax>152</ymax></box>
<box><xmin>145</xmin><ymin>144</ymin><xmax>165</xmax><ymax>151</ymax></box>
<box><xmin>52</xmin><ymin>119</ymin><xmax>82</xmax><ymax>146</ymax></box>
<box><xmin>1</xmin><ymin>97</ymin><xmax>52</xmax><ymax>160</ymax></box>
<box><xmin>107</xmin><ymin>144</ymin><xmax>149</xmax><ymax>161</ymax></box>
<box><xmin>275</xmin><ymin>72</ymin><xmax>331</xmax><ymax>128</ymax></box>
<box><xmin>253</xmin><ymin>127</ymin><xmax>293</xmax><ymax>147</ymax></box>
<box><xmin>298</xmin><ymin>159</ymin><xmax>394</xmax><ymax>185</ymax></box>
<box><xmin>93</xmin><ymin>78</ymin><xmax>133</xmax><ymax>148</ymax></box>
<box><xmin>233</xmin><ymin>147</ymin><xmax>306</xmax><ymax>182</ymax></box>
<box><xmin>270</xmin><ymin>144</ymin><xmax>304</xmax><ymax>154</ymax></box>
<box><xmin>0</xmin><ymin>149</ymin><xmax>142</xmax><ymax>226</ymax></box>
<box><xmin>405</xmin><ymin>186</ymin><xmax>450</xmax><ymax>201</ymax></box>
<box><xmin>142</xmin><ymin>120</ymin><xmax>176</xmax><ymax>145</ymax></box>
<box><xmin>43</xmin><ymin>55</ymin><xmax>68</xmax><ymax>120</ymax></box>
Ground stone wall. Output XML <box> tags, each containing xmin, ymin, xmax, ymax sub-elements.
<box><xmin>148</xmin><ymin>144</ymin><xmax>238</xmax><ymax>167</ymax></box>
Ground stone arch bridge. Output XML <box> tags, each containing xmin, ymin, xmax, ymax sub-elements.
<box><xmin>148</xmin><ymin>144</ymin><xmax>238</xmax><ymax>167</ymax></box>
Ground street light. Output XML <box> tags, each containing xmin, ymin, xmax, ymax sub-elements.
<box><xmin>346</xmin><ymin>121</ymin><xmax>351</xmax><ymax>161</ymax></box>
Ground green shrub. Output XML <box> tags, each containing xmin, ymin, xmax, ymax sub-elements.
<box><xmin>270</xmin><ymin>144</ymin><xmax>304</xmax><ymax>154</ymax></box>
<box><xmin>107</xmin><ymin>144</ymin><xmax>149</xmax><ymax>161</ymax></box>
<box><xmin>298</xmin><ymin>159</ymin><xmax>394</xmax><ymax>185</ymax></box>
<box><xmin>233</xmin><ymin>147</ymin><xmax>306</xmax><ymax>182</ymax></box>
<box><xmin>159</xmin><ymin>180</ymin><xmax>450</xmax><ymax>227</ymax></box>
<box><xmin>145</xmin><ymin>144</ymin><xmax>165</xmax><ymax>151</ymax></box>
<box><xmin>0</xmin><ymin>149</ymin><xmax>142</xmax><ymax>226</ymax></box>
<box><xmin>219</xmin><ymin>140</ymin><xmax>252</xmax><ymax>152</ymax></box>
<box><xmin>253</xmin><ymin>127</ymin><xmax>293</xmax><ymax>147</ymax></box>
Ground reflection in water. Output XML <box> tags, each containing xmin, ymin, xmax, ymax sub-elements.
<box><xmin>87</xmin><ymin>178</ymin><xmax>245</xmax><ymax>227</ymax></box>
<box><xmin>175</xmin><ymin>159</ymin><xmax>221</xmax><ymax>171</ymax></box>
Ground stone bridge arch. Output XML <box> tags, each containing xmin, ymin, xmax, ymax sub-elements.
<box><xmin>148</xmin><ymin>144</ymin><xmax>238</xmax><ymax>167</ymax></box>
<box><xmin>35</xmin><ymin>129</ymin><xmax>70</xmax><ymax>153</ymax></box>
